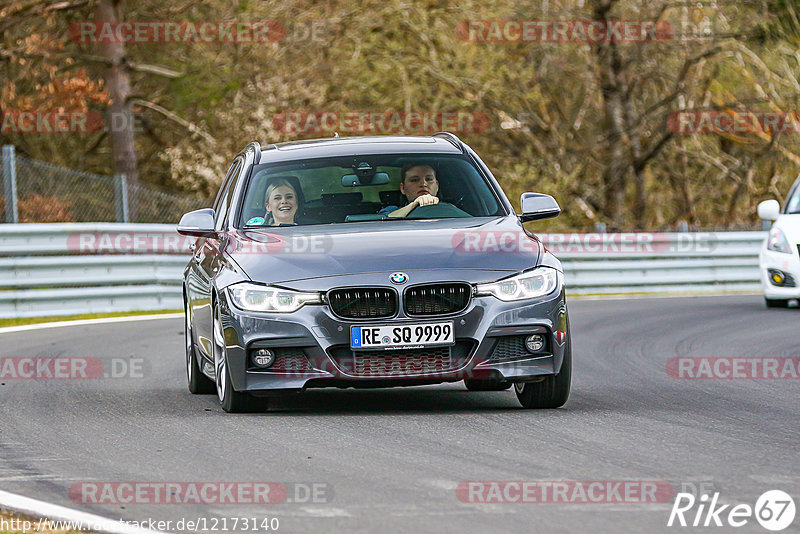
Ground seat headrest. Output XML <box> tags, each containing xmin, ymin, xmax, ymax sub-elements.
<box><xmin>321</xmin><ymin>192</ymin><xmax>363</xmax><ymax>205</ymax></box>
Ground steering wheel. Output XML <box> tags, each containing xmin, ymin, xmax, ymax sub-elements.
<box><xmin>451</xmin><ymin>194</ymin><xmax>466</xmax><ymax>210</ymax></box>
<box><xmin>406</xmin><ymin>202</ymin><xmax>470</xmax><ymax>218</ymax></box>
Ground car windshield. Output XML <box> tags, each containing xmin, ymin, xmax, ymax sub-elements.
<box><xmin>237</xmin><ymin>154</ymin><xmax>504</xmax><ymax>227</ymax></box>
<box><xmin>785</xmin><ymin>179</ymin><xmax>800</xmax><ymax>214</ymax></box>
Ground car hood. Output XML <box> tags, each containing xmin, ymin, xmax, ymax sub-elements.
<box><xmin>224</xmin><ymin>217</ymin><xmax>542</xmax><ymax>287</ymax></box>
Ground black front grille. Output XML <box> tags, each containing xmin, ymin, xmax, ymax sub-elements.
<box><xmin>329</xmin><ymin>341</ymin><xmax>473</xmax><ymax>377</ymax></box>
<box><xmin>327</xmin><ymin>288</ymin><xmax>397</xmax><ymax>319</ymax></box>
<box><xmin>404</xmin><ymin>283</ymin><xmax>471</xmax><ymax>316</ymax></box>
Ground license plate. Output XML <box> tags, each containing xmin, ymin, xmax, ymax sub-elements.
<box><xmin>350</xmin><ymin>322</ymin><xmax>455</xmax><ymax>350</ymax></box>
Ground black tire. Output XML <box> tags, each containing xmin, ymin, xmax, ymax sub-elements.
<box><xmin>765</xmin><ymin>298</ymin><xmax>790</xmax><ymax>308</ymax></box>
<box><xmin>464</xmin><ymin>379</ymin><xmax>512</xmax><ymax>391</ymax></box>
<box><xmin>213</xmin><ymin>303</ymin><xmax>269</xmax><ymax>413</ymax></box>
<box><xmin>515</xmin><ymin>328</ymin><xmax>571</xmax><ymax>409</ymax></box>
<box><xmin>185</xmin><ymin>296</ymin><xmax>215</xmax><ymax>394</ymax></box>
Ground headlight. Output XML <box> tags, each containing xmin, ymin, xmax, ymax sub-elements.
<box><xmin>475</xmin><ymin>267</ymin><xmax>560</xmax><ymax>301</ymax></box>
<box><xmin>767</xmin><ymin>227</ymin><xmax>792</xmax><ymax>254</ymax></box>
<box><xmin>227</xmin><ymin>282</ymin><xmax>321</xmax><ymax>313</ymax></box>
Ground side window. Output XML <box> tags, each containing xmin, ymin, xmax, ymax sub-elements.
<box><xmin>215</xmin><ymin>159</ymin><xmax>243</xmax><ymax>231</ymax></box>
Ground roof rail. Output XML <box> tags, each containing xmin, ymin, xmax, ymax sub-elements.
<box><xmin>244</xmin><ymin>141</ymin><xmax>262</xmax><ymax>164</ymax></box>
<box><xmin>432</xmin><ymin>132</ymin><xmax>466</xmax><ymax>153</ymax></box>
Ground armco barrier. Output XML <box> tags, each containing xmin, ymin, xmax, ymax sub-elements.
<box><xmin>0</xmin><ymin>224</ymin><xmax>766</xmax><ymax>319</ymax></box>
<box><xmin>551</xmin><ymin>232</ymin><xmax>764</xmax><ymax>294</ymax></box>
<box><xmin>0</xmin><ymin>223</ymin><xmax>186</xmax><ymax>318</ymax></box>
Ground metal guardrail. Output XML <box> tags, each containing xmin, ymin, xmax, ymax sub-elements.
<box><xmin>0</xmin><ymin>224</ymin><xmax>766</xmax><ymax>318</ymax></box>
<box><xmin>551</xmin><ymin>232</ymin><xmax>764</xmax><ymax>294</ymax></box>
<box><xmin>0</xmin><ymin>224</ymin><xmax>186</xmax><ymax>318</ymax></box>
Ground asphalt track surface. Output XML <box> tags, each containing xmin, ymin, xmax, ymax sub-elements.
<box><xmin>0</xmin><ymin>295</ymin><xmax>797</xmax><ymax>534</ymax></box>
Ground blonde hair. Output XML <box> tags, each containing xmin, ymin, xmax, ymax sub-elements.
<box><xmin>264</xmin><ymin>178</ymin><xmax>298</xmax><ymax>225</ymax></box>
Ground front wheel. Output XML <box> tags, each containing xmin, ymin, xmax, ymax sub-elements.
<box><xmin>515</xmin><ymin>329</ymin><xmax>571</xmax><ymax>409</ymax></box>
<box><xmin>765</xmin><ymin>298</ymin><xmax>790</xmax><ymax>308</ymax></box>
<box><xmin>213</xmin><ymin>304</ymin><xmax>268</xmax><ymax>413</ymax></box>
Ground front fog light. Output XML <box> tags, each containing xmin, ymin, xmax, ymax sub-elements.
<box><xmin>768</xmin><ymin>268</ymin><xmax>796</xmax><ymax>287</ymax></box>
<box><xmin>525</xmin><ymin>335</ymin><xmax>545</xmax><ymax>353</ymax></box>
<box><xmin>251</xmin><ymin>349</ymin><xmax>275</xmax><ymax>368</ymax></box>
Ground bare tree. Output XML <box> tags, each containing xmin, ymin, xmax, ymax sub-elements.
<box><xmin>95</xmin><ymin>0</ymin><xmax>139</xmax><ymax>217</ymax></box>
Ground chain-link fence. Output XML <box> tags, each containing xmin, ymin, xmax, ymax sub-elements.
<box><xmin>1</xmin><ymin>145</ymin><xmax>208</xmax><ymax>224</ymax></box>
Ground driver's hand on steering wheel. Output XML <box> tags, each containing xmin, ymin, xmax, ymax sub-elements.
<box><xmin>385</xmin><ymin>194</ymin><xmax>440</xmax><ymax>218</ymax></box>
<box><xmin>413</xmin><ymin>194</ymin><xmax>440</xmax><ymax>208</ymax></box>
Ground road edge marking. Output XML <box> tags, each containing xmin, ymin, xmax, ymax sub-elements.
<box><xmin>0</xmin><ymin>489</ymin><xmax>170</xmax><ymax>534</ymax></box>
<box><xmin>570</xmin><ymin>291</ymin><xmax>760</xmax><ymax>300</ymax></box>
<box><xmin>0</xmin><ymin>313</ymin><xmax>182</xmax><ymax>335</ymax></box>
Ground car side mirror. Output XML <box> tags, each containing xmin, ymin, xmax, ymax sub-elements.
<box><xmin>177</xmin><ymin>208</ymin><xmax>217</xmax><ymax>237</ymax></box>
<box><xmin>757</xmin><ymin>199</ymin><xmax>780</xmax><ymax>221</ymax></box>
<box><xmin>520</xmin><ymin>193</ymin><xmax>561</xmax><ymax>222</ymax></box>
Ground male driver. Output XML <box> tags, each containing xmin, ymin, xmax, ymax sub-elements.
<box><xmin>380</xmin><ymin>163</ymin><xmax>440</xmax><ymax>217</ymax></box>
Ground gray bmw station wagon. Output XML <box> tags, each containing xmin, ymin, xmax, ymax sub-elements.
<box><xmin>179</xmin><ymin>133</ymin><xmax>571</xmax><ymax>412</ymax></box>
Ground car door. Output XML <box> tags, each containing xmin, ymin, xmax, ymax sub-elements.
<box><xmin>191</xmin><ymin>158</ymin><xmax>243</xmax><ymax>361</ymax></box>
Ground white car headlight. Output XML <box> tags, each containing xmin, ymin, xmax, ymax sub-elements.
<box><xmin>227</xmin><ymin>282</ymin><xmax>321</xmax><ymax>313</ymax></box>
<box><xmin>767</xmin><ymin>227</ymin><xmax>792</xmax><ymax>254</ymax></box>
<box><xmin>475</xmin><ymin>267</ymin><xmax>560</xmax><ymax>301</ymax></box>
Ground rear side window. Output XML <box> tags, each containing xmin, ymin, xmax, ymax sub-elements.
<box><xmin>213</xmin><ymin>162</ymin><xmax>237</xmax><ymax>213</ymax></box>
<box><xmin>215</xmin><ymin>159</ymin><xmax>243</xmax><ymax>231</ymax></box>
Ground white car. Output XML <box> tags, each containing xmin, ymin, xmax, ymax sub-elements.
<box><xmin>758</xmin><ymin>176</ymin><xmax>800</xmax><ymax>307</ymax></box>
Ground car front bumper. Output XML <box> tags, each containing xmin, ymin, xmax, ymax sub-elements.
<box><xmin>215</xmin><ymin>288</ymin><xmax>569</xmax><ymax>393</ymax></box>
<box><xmin>759</xmin><ymin>248</ymin><xmax>800</xmax><ymax>299</ymax></box>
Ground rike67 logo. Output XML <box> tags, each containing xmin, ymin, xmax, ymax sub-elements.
<box><xmin>668</xmin><ymin>490</ymin><xmax>795</xmax><ymax>531</ymax></box>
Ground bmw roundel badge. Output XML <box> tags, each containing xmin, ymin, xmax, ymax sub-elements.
<box><xmin>390</xmin><ymin>272</ymin><xmax>408</xmax><ymax>284</ymax></box>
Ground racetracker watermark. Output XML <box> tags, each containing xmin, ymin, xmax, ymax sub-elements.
<box><xmin>68</xmin><ymin>232</ymin><xmax>195</xmax><ymax>254</ymax></box>
<box><xmin>0</xmin><ymin>357</ymin><xmax>146</xmax><ymax>379</ymax></box>
<box><xmin>1</xmin><ymin>111</ymin><xmax>104</xmax><ymax>134</ymax></box>
<box><xmin>456</xmin><ymin>481</ymin><xmax>674</xmax><ymax>503</ymax></box>
<box><xmin>225</xmin><ymin>232</ymin><xmax>332</xmax><ymax>255</ymax></box>
<box><xmin>452</xmin><ymin>231</ymin><xmax>717</xmax><ymax>254</ymax></box>
<box><xmin>66</xmin><ymin>231</ymin><xmax>332</xmax><ymax>255</ymax></box>
<box><xmin>2</xmin><ymin>516</ymin><xmax>280</xmax><ymax>533</ymax></box>
<box><xmin>667</xmin><ymin>357</ymin><xmax>800</xmax><ymax>379</ymax></box>
<box><xmin>457</xmin><ymin>20</ymin><xmax>673</xmax><ymax>42</ymax></box>
<box><xmin>69</xmin><ymin>482</ymin><xmax>332</xmax><ymax>504</ymax></box>
<box><xmin>248</xmin><ymin>354</ymin><xmax>516</xmax><ymax>381</ymax></box>
<box><xmin>68</xmin><ymin>21</ymin><xmax>285</xmax><ymax>43</ymax></box>
<box><xmin>1</xmin><ymin>110</ymin><xmax>148</xmax><ymax>135</ymax></box>
<box><xmin>271</xmin><ymin>110</ymin><xmax>491</xmax><ymax>135</ymax></box>
<box><xmin>668</xmin><ymin>110</ymin><xmax>800</xmax><ymax>135</ymax></box>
